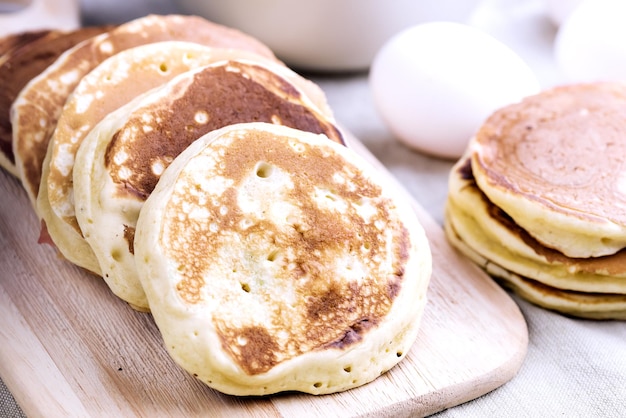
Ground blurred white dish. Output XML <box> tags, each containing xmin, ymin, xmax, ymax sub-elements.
<box><xmin>174</xmin><ymin>0</ymin><xmax>481</xmax><ymax>71</ymax></box>
<box><xmin>0</xmin><ymin>0</ymin><xmax>79</xmax><ymax>36</ymax></box>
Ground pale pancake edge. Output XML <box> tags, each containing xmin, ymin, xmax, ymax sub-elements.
<box><xmin>444</xmin><ymin>211</ymin><xmax>626</xmax><ymax>320</ymax></box>
<box><xmin>447</xmin><ymin>157</ymin><xmax>626</xmax><ymax>294</ymax></box>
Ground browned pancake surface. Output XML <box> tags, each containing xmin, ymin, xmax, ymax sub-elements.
<box><xmin>472</xmin><ymin>82</ymin><xmax>626</xmax><ymax>226</ymax></box>
<box><xmin>0</xmin><ymin>27</ymin><xmax>109</xmax><ymax>173</ymax></box>
<box><xmin>13</xmin><ymin>14</ymin><xmax>278</xmax><ymax>207</ymax></box>
<box><xmin>162</xmin><ymin>128</ymin><xmax>407</xmax><ymax>374</ymax></box>
<box><xmin>105</xmin><ymin>60</ymin><xmax>343</xmax><ymax>201</ymax></box>
<box><xmin>0</xmin><ymin>29</ymin><xmax>51</xmax><ymax>58</ymax></box>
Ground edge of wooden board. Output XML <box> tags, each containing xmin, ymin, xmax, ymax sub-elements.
<box><xmin>0</xmin><ymin>132</ymin><xmax>528</xmax><ymax>417</ymax></box>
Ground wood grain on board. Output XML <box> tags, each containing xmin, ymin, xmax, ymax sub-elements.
<box><xmin>0</xmin><ymin>133</ymin><xmax>528</xmax><ymax>417</ymax></box>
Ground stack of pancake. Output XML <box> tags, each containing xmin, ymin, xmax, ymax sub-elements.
<box><xmin>1</xmin><ymin>14</ymin><xmax>432</xmax><ymax>396</ymax></box>
<box><xmin>445</xmin><ymin>82</ymin><xmax>626</xmax><ymax>320</ymax></box>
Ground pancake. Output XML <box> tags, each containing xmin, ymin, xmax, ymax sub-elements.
<box><xmin>447</xmin><ymin>156</ymin><xmax>626</xmax><ymax>295</ymax></box>
<box><xmin>0</xmin><ymin>29</ymin><xmax>51</xmax><ymax>62</ymax></box>
<box><xmin>470</xmin><ymin>82</ymin><xmax>626</xmax><ymax>258</ymax></box>
<box><xmin>12</xmin><ymin>14</ymin><xmax>278</xmax><ymax>212</ymax></box>
<box><xmin>133</xmin><ymin>122</ymin><xmax>432</xmax><ymax>395</ymax></box>
<box><xmin>37</xmin><ymin>42</ymin><xmax>285</xmax><ymax>276</ymax></box>
<box><xmin>444</xmin><ymin>209</ymin><xmax>626</xmax><ymax>320</ymax></box>
<box><xmin>73</xmin><ymin>58</ymin><xmax>344</xmax><ymax>310</ymax></box>
<box><xmin>0</xmin><ymin>26</ymin><xmax>110</xmax><ymax>177</ymax></box>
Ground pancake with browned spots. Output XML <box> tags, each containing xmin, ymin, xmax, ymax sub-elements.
<box><xmin>37</xmin><ymin>42</ymin><xmax>288</xmax><ymax>277</ymax></box>
<box><xmin>0</xmin><ymin>26</ymin><xmax>110</xmax><ymax>177</ymax></box>
<box><xmin>73</xmin><ymin>58</ymin><xmax>344</xmax><ymax>310</ymax></box>
<box><xmin>12</xmin><ymin>14</ymin><xmax>278</xmax><ymax>212</ymax></box>
<box><xmin>133</xmin><ymin>122</ymin><xmax>431</xmax><ymax>395</ymax></box>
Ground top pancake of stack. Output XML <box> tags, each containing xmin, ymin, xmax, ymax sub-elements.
<box><xmin>470</xmin><ymin>82</ymin><xmax>626</xmax><ymax>258</ymax></box>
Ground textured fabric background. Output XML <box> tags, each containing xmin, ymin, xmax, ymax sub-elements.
<box><xmin>0</xmin><ymin>380</ymin><xmax>24</xmax><ymax>418</ymax></box>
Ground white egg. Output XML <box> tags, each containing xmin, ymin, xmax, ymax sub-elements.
<box><xmin>369</xmin><ymin>22</ymin><xmax>540</xmax><ymax>160</ymax></box>
<box><xmin>555</xmin><ymin>0</ymin><xmax>626</xmax><ymax>83</ymax></box>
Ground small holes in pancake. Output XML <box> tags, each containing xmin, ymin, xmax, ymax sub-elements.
<box><xmin>255</xmin><ymin>162</ymin><xmax>273</xmax><ymax>178</ymax></box>
<box><xmin>241</xmin><ymin>282</ymin><xmax>250</xmax><ymax>292</ymax></box>
<box><xmin>152</xmin><ymin>160</ymin><xmax>165</xmax><ymax>176</ymax></box>
<box><xmin>343</xmin><ymin>366</ymin><xmax>352</xmax><ymax>373</ymax></box>
<box><xmin>324</xmin><ymin>190</ymin><xmax>338</xmax><ymax>201</ymax></box>
<box><xmin>111</xmin><ymin>249</ymin><xmax>122</xmax><ymax>262</ymax></box>
<box><xmin>267</xmin><ymin>249</ymin><xmax>280</xmax><ymax>262</ymax></box>
<box><xmin>194</xmin><ymin>110</ymin><xmax>209</xmax><ymax>125</ymax></box>
<box><xmin>396</xmin><ymin>351</ymin><xmax>403</xmax><ymax>358</ymax></box>
<box><xmin>159</xmin><ymin>62</ymin><xmax>169</xmax><ymax>73</ymax></box>
<box><xmin>601</xmin><ymin>237</ymin><xmax>614</xmax><ymax>245</ymax></box>
<box><xmin>313</xmin><ymin>382</ymin><xmax>322</xmax><ymax>388</ymax></box>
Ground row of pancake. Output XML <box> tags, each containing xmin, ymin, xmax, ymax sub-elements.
<box><xmin>0</xmin><ymin>15</ymin><xmax>432</xmax><ymax>396</ymax></box>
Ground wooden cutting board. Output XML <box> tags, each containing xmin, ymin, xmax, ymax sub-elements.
<box><xmin>0</xmin><ymin>133</ymin><xmax>528</xmax><ymax>417</ymax></box>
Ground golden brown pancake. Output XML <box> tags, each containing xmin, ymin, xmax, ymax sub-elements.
<box><xmin>0</xmin><ymin>26</ymin><xmax>110</xmax><ymax>177</ymax></box>
<box><xmin>0</xmin><ymin>29</ymin><xmax>50</xmax><ymax>61</ymax></box>
<box><xmin>73</xmin><ymin>58</ymin><xmax>344</xmax><ymax>310</ymax></box>
<box><xmin>37</xmin><ymin>42</ymin><xmax>281</xmax><ymax>276</ymax></box>
<box><xmin>447</xmin><ymin>156</ymin><xmax>626</xmax><ymax>294</ymax></box>
<box><xmin>471</xmin><ymin>82</ymin><xmax>626</xmax><ymax>258</ymax></box>
<box><xmin>134</xmin><ymin>122</ymin><xmax>432</xmax><ymax>395</ymax></box>
<box><xmin>12</xmin><ymin>14</ymin><xmax>278</xmax><ymax>212</ymax></box>
<box><xmin>445</xmin><ymin>209</ymin><xmax>626</xmax><ymax>320</ymax></box>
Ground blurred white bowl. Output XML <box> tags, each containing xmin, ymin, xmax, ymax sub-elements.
<box><xmin>175</xmin><ymin>0</ymin><xmax>482</xmax><ymax>71</ymax></box>
<box><xmin>0</xmin><ymin>0</ymin><xmax>79</xmax><ymax>36</ymax></box>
